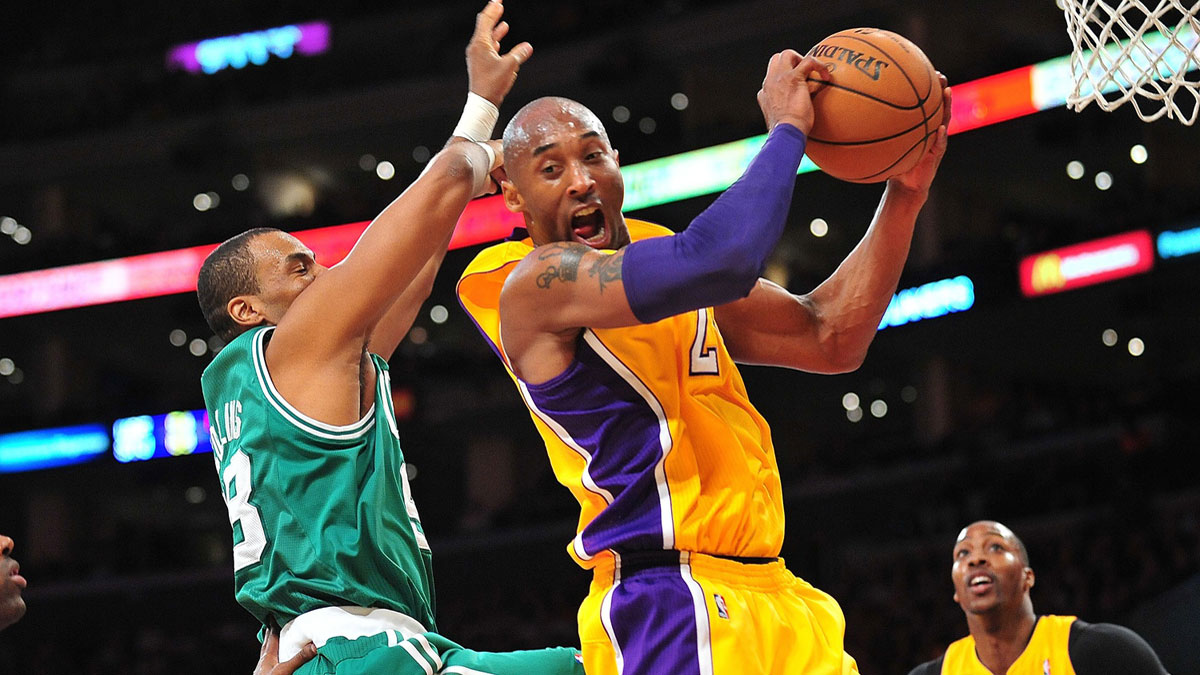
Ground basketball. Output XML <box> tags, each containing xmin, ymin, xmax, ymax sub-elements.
<box><xmin>804</xmin><ymin>27</ymin><xmax>944</xmax><ymax>183</ymax></box>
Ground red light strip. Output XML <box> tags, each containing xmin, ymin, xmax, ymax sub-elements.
<box><xmin>0</xmin><ymin>64</ymin><xmax>1045</xmax><ymax>319</ymax></box>
<box><xmin>1018</xmin><ymin>230</ymin><xmax>1155</xmax><ymax>297</ymax></box>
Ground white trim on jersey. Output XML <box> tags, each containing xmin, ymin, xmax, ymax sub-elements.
<box><xmin>514</xmin><ymin>377</ymin><xmax>614</xmax><ymax>562</ymax></box>
<box><xmin>414</xmin><ymin>634</ymin><xmax>443</xmax><ymax>671</ymax></box>
<box><xmin>251</xmin><ymin>327</ymin><xmax>376</xmax><ymax>441</ymax></box>
<box><xmin>278</xmin><ymin>605</ymin><xmax>428</xmax><ymax>662</ymax></box>
<box><xmin>679</xmin><ymin>552</ymin><xmax>715</xmax><ymax>675</ymax></box>
<box><xmin>581</xmin><ymin>330</ymin><xmax>677</xmax><ymax>551</ymax></box>
<box><xmin>600</xmin><ymin>580</ymin><xmax>626</xmax><ymax>675</ymax></box>
<box><xmin>399</xmin><ymin>640</ymin><xmax>436</xmax><ymax>675</ymax></box>
<box><xmin>443</xmin><ymin>667</ymin><xmax>500</xmax><ymax>675</ymax></box>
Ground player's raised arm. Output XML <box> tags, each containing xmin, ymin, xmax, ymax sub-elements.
<box><xmin>716</xmin><ymin>74</ymin><xmax>952</xmax><ymax>374</ymax></box>
<box><xmin>368</xmin><ymin>0</ymin><xmax>531</xmax><ymax>359</ymax></box>
<box><xmin>498</xmin><ymin>54</ymin><xmax>829</xmax><ymax>382</ymax></box>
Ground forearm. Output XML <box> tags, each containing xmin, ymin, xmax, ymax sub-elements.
<box><xmin>368</xmin><ymin>226</ymin><xmax>455</xmax><ymax>360</ymax></box>
<box><xmin>806</xmin><ymin>181</ymin><xmax>927</xmax><ymax>361</ymax></box>
<box><xmin>621</xmin><ymin>124</ymin><xmax>806</xmax><ymax>323</ymax></box>
<box><xmin>328</xmin><ymin>144</ymin><xmax>486</xmax><ymax>333</ymax></box>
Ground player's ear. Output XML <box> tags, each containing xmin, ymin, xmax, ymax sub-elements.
<box><xmin>1024</xmin><ymin>567</ymin><xmax>1035</xmax><ymax>591</ymax></box>
<box><xmin>228</xmin><ymin>295</ymin><xmax>265</xmax><ymax>329</ymax></box>
<box><xmin>501</xmin><ymin>179</ymin><xmax>524</xmax><ymax>213</ymax></box>
<box><xmin>613</xmin><ymin>148</ymin><xmax>620</xmax><ymax>166</ymax></box>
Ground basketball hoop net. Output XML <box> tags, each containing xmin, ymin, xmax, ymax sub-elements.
<box><xmin>1061</xmin><ymin>0</ymin><xmax>1200</xmax><ymax>124</ymax></box>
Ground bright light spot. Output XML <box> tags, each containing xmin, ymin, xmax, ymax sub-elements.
<box><xmin>1066</xmin><ymin>160</ymin><xmax>1085</xmax><ymax>179</ymax></box>
<box><xmin>612</xmin><ymin>105</ymin><xmax>631</xmax><ymax>123</ymax></box>
<box><xmin>847</xmin><ymin>407</ymin><xmax>863</xmax><ymax>423</ymax></box>
<box><xmin>205</xmin><ymin>191</ymin><xmax>220</xmax><ymax>208</ymax></box>
<box><xmin>189</xmin><ymin>338</ymin><xmax>208</xmax><ymax>356</ymax></box>
<box><xmin>7</xmin><ymin>368</ymin><xmax>23</xmax><ymax>385</ymax></box>
<box><xmin>0</xmin><ymin>217</ymin><xmax>16</xmax><ymax>235</ymax></box>
<box><xmin>359</xmin><ymin>154</ymin><xmax>376</xmax><ymax>171</ymax></box>
<box><xmin>193</xmin><ymin>193</ymin><xmax>213</xmax><ymax>211</ymax></box>
<box><xmin>810</xmin><ymin>218</ymin><xmax>829</xmax><ymax>238</ymax></box>
<box><xmin>0</xmin><ymin>358</ymin><xmax>13</xmax><ymax>376</ymax></box>
<box><xmin>185</xmin><ymin>486</ymin><xmax>207</xmax><ymax>504</ymax></box>
<box><xmin>1056</xmin><ymin>0</ymin><xmax>1067</xmax><ymax>9</ymax></box>
<box><xmin>412</xmin><ymin>145</ymin><xmax>431</xmax><ymax>163</ymax></box>
<box><xmin>639</xmin><ymin>117</ymin><xmax>657</xmax><ymax>134</ymax></box>
<box><xmin>430</xmin><ymin>304</ymin><xmax>449</xmax><ymax>324</ymax></box>
<box><xmin>1102</xmin><ymin>328</ymin><xmax>1118</xmax><ymax>347</ymax></box>
<box><xmin>405</xmin><ymin>464</ymin><xmax>418</xmax><ymax>480</ymax></box>
<box><xmin>376</xmin><ymin>160</ymin><xmax>396</xmax><ymax>180</ymax></box>
<box><xmin>900</xmin><ymin>386</ymin><xmax>917</xmax><ymax>403</ymax></box>
<box><xmin>670</xmin><ymin>93</ymin><xmax>689</xmax><ymax>110</ymax></box>
<box><xmin>169</xmin><ymin>329</ymin><xmax>187</xmax><ymax>347</ymax></box>
<box><xmin>409</xmin><ymin>326</ymin><xmax>428</xmax><ymax>344</ymax></box>
<box><xmin>870</xmin><ymin>399</ymin><xmax>888</xmax><ymax>418</ymax></box>
<box><xmin>12</xmin><ymin>226</ymin><xmax>31</xmax><ymax>245</ymax></box>
<box><xmin>1095</xmin><ymin>171</ymin><xmax>1113</xmax><ymax>190</ymax></box>
<box><xmin>231</xmin><ymin>173</ymin><xmax>250</xmax><ymax>191</ymax></box>
<box><xmin>207</xmin><ymin>335</ymin><xmax>225</xmax><ymax>353</ymax></box>
<box><xmin>1130</xmin><ymin>144</ymin><xmax>1148</xmax><ymax>164</ymax></box>
<box><xmin>841</xmin><ymin>392</ymin><xmax>859</xmax><ymax>410</ymax></box>
<box><xmin>1127</xmin><ymin>337</ymin><xmax>1145</xmax><ymax>356</ymax></box>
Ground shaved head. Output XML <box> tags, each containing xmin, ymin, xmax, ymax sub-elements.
<box><xmin>956</xmin><ymin>520</ymin><xmax>1031</xmax><ymax>567</ymax></box>
<box><xmin>502</xmin><ymin>96</ymin><xmax>610</xmax><ymax>174</ymax></box>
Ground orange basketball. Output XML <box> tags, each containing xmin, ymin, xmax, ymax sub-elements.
<box><xmin>804</xmin><ymin>28</ymin><xmax>943</xmax><ymax>183</ymax></box>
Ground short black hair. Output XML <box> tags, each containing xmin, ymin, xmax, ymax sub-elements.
<box><xmin>196</xmin><ymin>228</ymin><xmax>278</xmax><ymax>342</ymax></box>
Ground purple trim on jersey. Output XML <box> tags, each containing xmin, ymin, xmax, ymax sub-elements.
<box><xmin>523</xmin><ymin>338</ymin><xmax>670</xmax><ymax>557</ymax></box>
<box><xmin>608</xmin><ymin>566</ymin><xmax>703</xmax><ymax>675</ymax></box>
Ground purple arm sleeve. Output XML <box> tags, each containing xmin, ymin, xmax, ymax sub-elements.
<box><xmin>621</xmin><ymin>123</ymin><xmax>807</xmax><ymax>324</ymax></box>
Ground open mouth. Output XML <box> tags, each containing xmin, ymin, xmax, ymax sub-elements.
<box><xmin>967</xmin><ymin>573</ymin><xmax>993</xmax><ymax>593</ymax></box>
<box><xmin>571</xmin><ymin>206</ymin><xmax>608</xmax><ymax>248</ymax></box>
<box><xmin>8</xmin><ymin>563</ymin><xmax>25</xmax><ymax>589</ymax></box>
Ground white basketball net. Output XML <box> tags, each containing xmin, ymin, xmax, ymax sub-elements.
<box><xmin>1062</xmin><ymin>0</ymin><xmax>1200</xmax><ymax>124</ymax></box>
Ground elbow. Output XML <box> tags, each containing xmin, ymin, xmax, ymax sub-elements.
<box><xmin>806</xmin><ymin>298</ymin><xmax>871</xmax><ymax>374</ymax></box>
<box><xmin>708</xmin><ymin>250</ymin><xmax>763</xmax><ymax>301</ymax></box>
<box><xmin>822</xmin><ymin>345</ymin><xmax>867</xmax><ymax>374</ymax></box>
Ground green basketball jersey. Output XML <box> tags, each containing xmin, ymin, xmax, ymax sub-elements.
<box><xmin>200</xmin><ymin>326</ymin><xmax>436</xmax><ymax>631</ymax></box>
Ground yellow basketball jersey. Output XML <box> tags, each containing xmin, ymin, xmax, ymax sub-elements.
<box><xmin>941</xmin><ymin>615</ymin><xmax>1078</xmax><ymax>675</ymax></box>
<box><xmin>457</xmin><ymin>219</ymin><xmax>785</xmax><ymax>569</ymax></box>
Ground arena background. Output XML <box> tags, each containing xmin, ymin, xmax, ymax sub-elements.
<box><xmin>1</xmin><ymin>0</ymin><xmax>1198</xmax><ymax>672</ymax></box>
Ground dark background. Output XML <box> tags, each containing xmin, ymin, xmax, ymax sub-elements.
<box><xmin>1</xmin><ymin>1</ymin><xmax>1198</xmax><ymax>672</ymax></box>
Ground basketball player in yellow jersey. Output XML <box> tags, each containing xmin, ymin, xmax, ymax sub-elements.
<box><xmin>908</xmin><ymin>521</ymin><xmax>1169</xmax><ymax>675</ymax></box>
<box><xmin>457</xmin><ymin>50</ymin><xmax>952</xmax><ymax>674</ymax></box>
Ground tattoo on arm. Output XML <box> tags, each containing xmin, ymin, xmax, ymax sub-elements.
<box><xmin>588</xmin><ymin>249</ymin><xmax>624</xmax><ymax>293</ymax></box>
<box><xmin>535</xmin><ymin>243</ymin><xmax>586</xmax><ymax>289</ymax></box>
<box><xmin>533</xmin><ymin>244</ymin><xmax>625</xmax><ymax>294</ymax></box>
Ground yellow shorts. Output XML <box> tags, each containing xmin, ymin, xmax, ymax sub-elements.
<box><xmin>578</xmin><ymin>552</ymin><xmax>858</xmax><ymax>675</ymax></box>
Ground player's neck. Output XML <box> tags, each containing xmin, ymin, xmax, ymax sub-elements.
<box><xmin>968</xmin><ymin>607</ymin><xmax>1038</xmax><ymax>674</ymax></box>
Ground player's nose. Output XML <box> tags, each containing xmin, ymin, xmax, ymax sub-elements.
<box><xmin>564</xmin><ymin>163</ymin><xmax>595</xmax><ymax>197</ymax></box>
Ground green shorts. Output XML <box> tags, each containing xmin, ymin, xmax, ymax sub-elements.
<box><xmin>298</xmin><ymin>630</ymin><xmax>584</xmax><ymax>675</ymax></box>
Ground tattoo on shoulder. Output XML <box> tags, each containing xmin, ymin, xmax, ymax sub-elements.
<box><xmin>533</xmin><ymin>243</ymin><xmax>624</xmax><ymax>293</ymax></box>
<box><xmin>587</xmin><ymin>249</ymin><xmax>623</xmax><ymax>293</ymax></box>
<box><xmin>535</xmin><ymin>243</ymin><xmax>586</xmax><ymax>289</ymax></box>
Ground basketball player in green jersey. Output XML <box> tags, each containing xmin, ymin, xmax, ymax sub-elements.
<box><xmin>198</xmin><ymin>3</ymin><xmax>583</xmax><ymax>673</ymax></box>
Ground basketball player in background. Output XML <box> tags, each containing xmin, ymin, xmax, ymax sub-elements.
<box><xmin>456</xmin><ymin>49</ymin><xmax>951</xmax><ymax>674</ymax></box>
<box><xmin>0</xmin><ymin>534</ymin><xmax>25</xmax><ymax>631</ymax></box>
<box><xmin>198</xmin><ymin>3</ymin><xmax>582</xmax><ymax>674</ymax></box>
<box><xmin>908</xmin><ymin>520</ymin><xmax>1169</xmax><ymax>675</ymax></box>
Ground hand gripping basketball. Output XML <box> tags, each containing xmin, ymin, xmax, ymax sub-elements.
<box><xmin>889</xmin><ymin>72</ymin><xmax>952</xmax><ymax>195</ymax></box>
<box><xmin>757</xmin><ymin>51</ymin><xmax>832</xmax><ymax>136</ymax></box>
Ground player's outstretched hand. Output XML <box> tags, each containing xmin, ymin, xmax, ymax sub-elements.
<box><xmin>889</xmin><ymin>72</ymin><xmax>952</xmax><ymax>194</ymax></box>
<box><xmin>757</xmin><ymin>50</ymin><xmax>831</xmax><ymax>135</ymax></box>
<box><xmin>467</xmin><ymin>0</ymin><xmax>533</xmax><ymax>106</ymax></box>
<box><xmin>252</xmin><ymin>625</ymin><xmax>317</xmax><ymax>675</ymax></box>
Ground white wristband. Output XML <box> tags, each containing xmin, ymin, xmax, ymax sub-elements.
<box><xmin>471</xmin><ymin>142</ymin><xmax>497</xmax><ymax>196</ymax></box>
<box><xmin>453</xmin><ymin>92</ymin><xmax>500</xmax><ymax>142</ymax></box>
